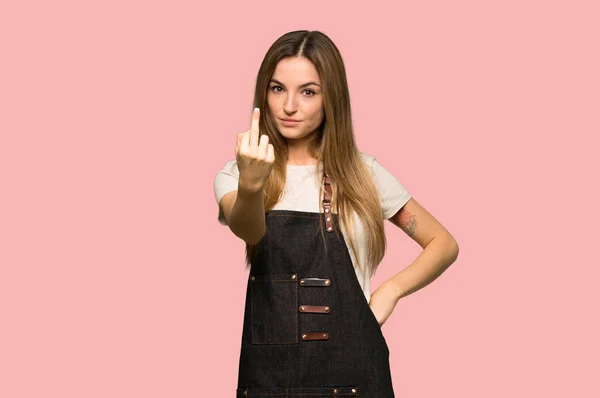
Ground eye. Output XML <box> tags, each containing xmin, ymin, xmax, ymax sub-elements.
<box><xmin>269</xmin><ymin>85</ymin><xmax>316</xmax><ymax>97</ymax></box>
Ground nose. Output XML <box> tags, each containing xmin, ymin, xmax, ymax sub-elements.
<box><xmin>283</xmin><ymin>93</ymin><xmax>298</xmax><ymax>115</ymax></box>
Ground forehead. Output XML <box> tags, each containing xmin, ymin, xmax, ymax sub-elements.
<box><xmin>272</xmin><ymin>57</ymin><xmax>320</xmax><ymax>84</ymax></box>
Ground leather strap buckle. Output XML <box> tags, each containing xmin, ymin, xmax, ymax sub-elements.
<box><xmin>299</xmin><ymin>278</ymin><xmax>331</xmax><ymax>287</ymax></box>
<box><xmin>301</xmin><ymin>332</ymin><xmax>329</xmax><ymax>341</ymax></box>
<box><xmin>299</xmin><ymin>305</ymin><xmax>331</xmax><ymax>313</ymax></box>
<box><xmin>323</xmin><ymin>174</ymin><xmax>334</xmax><ymax>233</ymax></box>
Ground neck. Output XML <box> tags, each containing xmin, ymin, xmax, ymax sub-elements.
<box><xmin>286</xmin><ymin>138</ymin><xmax>318</xmax><ymax>166</ymax></box>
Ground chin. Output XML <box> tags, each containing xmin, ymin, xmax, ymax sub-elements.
<box><xmin>280</xmin><ymin>134</ymin><xmax>302</xmax><ymax>141</ymax></box>
<box><xmin>278</xmin><ymin>129</ymin><xmax>304</xmax><ymax>138</ymax></box>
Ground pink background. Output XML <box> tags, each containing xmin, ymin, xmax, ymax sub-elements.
<box><xmin>1</xmin><ymin>1</ymin><xmax>599</xmax><ymax>397</ymax></box>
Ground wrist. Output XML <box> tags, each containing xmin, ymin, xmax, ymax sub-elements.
<box><xmin>238</xmin><ymin>177</ymin><xmax>264</xmax><ymax>195</ymax></box>
<box><xmin>384</xmin><ymin>278</ymin><xmax>405</xmax><ymax>301</ymax></box>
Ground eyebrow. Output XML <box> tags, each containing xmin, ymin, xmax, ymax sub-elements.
<box><xmin>269</xmin><ymin>79</ymin><xmax>321</xmax><ymax>88</ymax></box>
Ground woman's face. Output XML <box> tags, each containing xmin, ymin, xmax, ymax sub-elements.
<box><xmin>267</xmin><ymin>56</ymin><xmax>324</xmax><ymax>143</ymax></box>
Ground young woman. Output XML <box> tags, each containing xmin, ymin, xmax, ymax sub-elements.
<box><xmin>214</xmin><ymin>30</ymin><xmax>459</xmax><ymax>398</ymax></box>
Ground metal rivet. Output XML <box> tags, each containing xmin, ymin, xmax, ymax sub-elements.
<box><xmin>326</xmin><ymin>217</ymin><xmax>331</xmax><ymax>221</ymax></box>
<box><xmin>352</xmin><ymin>388</ymin><xmax>356</xmax><ymax>393</ymax></box>
<box><xmin>300</xmin><ymin>280</ymin><xmax>305</xmax><ymax>285</ymax></box>
<box><xmin>325</xmin><ymin>280</ymin><xmax>330</xmax><ymax>285</ymax></box>
<box><xmin>300</xmin><ymin>306</ymin><xmax>305</xmax><ymax>311</ymax></box>
<box><xmin>322</xmin><ymin>333</ymin><xmax>327</xmax><ymax>338</ymax></box>
<box><xmin>325</xmin><ymin>208</ymin><xmax>329</xmax><ymax>213</ymax></box>
<box><xmin>250</xmin><ymin>276</ymin><xmax>255</xmax><ymax>281</ymax></box>
<box><xmin>302</xmin><ymin>334</ymin><xmax>307</xmax><ymax>339</ymax></box>
<box><xmin>291</xmin><ymin>274</ymin><xmax>296</xmax><ymax>280</ymax></box>
<box><xmin>327</xmin><ymin>227</ymin><xmax>333</xmax><ymax>231</ymax></box>
<box><xmin>325</xmin><ymin>307</ymin><xmax>330</xmax><ymax>311</ymax></box>
<box><xmin>333</xmin><ymin>388</ymin><xmax>338</xmax><ymax>393</ymax></box>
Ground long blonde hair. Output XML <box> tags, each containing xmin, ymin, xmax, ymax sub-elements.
<box><xmin>245</xmin><ymin>30</ymin><xmax>387</xmax><ymax>277</ymax></box>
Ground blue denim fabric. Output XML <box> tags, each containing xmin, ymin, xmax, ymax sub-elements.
<box><xmin>236</xmin><ymin>209</ymin><xmax>395</xmax><ymax>397</ymax></box>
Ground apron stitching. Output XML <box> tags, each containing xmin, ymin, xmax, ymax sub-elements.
<box><xmin>268</xmin><ymin>214</ymin><xmax>320</xmax><ymax>219</ymax></box>
<box><xmin>295</xmin><ymin>275</ymin><xmax>299</xmax><ymax>342</ymax></box>
<box><xmin>250</xmin><ymin>277</ymin><xmax>298</xmax><ymax>344</ymax></box>
<box><xmin>250</xmin><ymin>280</ymin><xmax>255</xmax><ymax>344</ymax></box>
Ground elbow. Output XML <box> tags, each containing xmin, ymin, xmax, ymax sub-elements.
<box><xmin>438</xmin><ymin>233</ymin><xmax>459</xmax><ymax>264</ymax></box>
<box><xmin>250</xmin><ymin>225</ymin><xmax>267</xmax><ymax>245</ymax></box>
<box><xmin>448</xmin><ymin>237</ymin><xmax>459</xmax><ymax>263</ymax></box>
<box><xmin>237</xmin><ymin>225</ymin><xmax>266</xmax><ymax>246</ymax></box>
<box><xmin>245</xmin><ymin>232</ymin><xmax>265</xmax><ymax>246</ymax></box>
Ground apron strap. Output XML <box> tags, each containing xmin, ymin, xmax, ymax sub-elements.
<box><xmin>322</xmin><ymin>173</ymin><xmax>334</xmax><ymax>232</ymax></box>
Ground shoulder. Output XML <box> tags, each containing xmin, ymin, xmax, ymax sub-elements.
<box><xmin>358</xmin><ymin>151</ymin><xmax>376</xmax><ymax>173</ymax></box>
<box><xmin>358</xmin><ymin>151</ymin><xmax>397</xmax><ymax>180</ymax></box>
<box><xmin>358</xmin><ymin>151</ymin><xmax>393</xmax><ymax>181</ymax></box>
<box><xmin>215</xmin><ymin>159</ymin><xmax>239</xmax><ymax>179</ymax></box>
<box><xmin>358</xmin><ymin>151</ymin><xmax>412</xmax><ymax>219</ymax></box>
<box><xmin>358</xmin><ymin>151</ymin><xmax>376</xmax><ymax>166</ymax></box>
<box><xmin>357</xmin><ymin>151</ymin><xmax>393</xmax><ymax>184</ymax></box>
<box><xmin>214</xmin><ymin>158</ymin><xmax>240</xmax><ymax>206</ymax></box>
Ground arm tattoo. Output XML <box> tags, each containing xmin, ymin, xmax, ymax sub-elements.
<box><xmin>398</xmin><ymin>208</ymin><xmax>416</xmax><ymax>236</ymax></box>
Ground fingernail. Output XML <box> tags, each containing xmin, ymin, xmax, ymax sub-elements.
<box><xmin>254</xmin><ymin>107</ymin><xmax>259</xmax><ymax>112</ymax></box>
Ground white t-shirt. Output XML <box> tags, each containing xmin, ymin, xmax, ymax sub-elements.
<box><xmin>213</xmin><ymin>152</ymin><xmax>411</xmax><ymax>303</ymax></box>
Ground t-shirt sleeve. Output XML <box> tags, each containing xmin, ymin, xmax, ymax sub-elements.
<box><xmin>213</xmin><ymin>159</ymin><xmax>239</xmax><ymax>225</ymax></box>
<box><xmin>363</xmin><ymin>153</ymin><xmax>412</xmax><ymax>219</ymax></box>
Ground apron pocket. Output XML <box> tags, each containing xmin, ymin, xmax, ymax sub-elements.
<box><xmin>237</xmin><ymin>386</ymin><xmax>359</xmax><ymax>397</ymax></box>
<box><xmin>250</xmin><ymin>273</ymin><xmax>298</xmax><ymax>344</ymax></box>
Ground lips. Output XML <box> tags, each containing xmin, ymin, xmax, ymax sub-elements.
<box><xmin>280</xmin><ymin>119</ymin><xmax>301</xmax><ymax>127</ymax></box>
<box><xmin>279</xmin><ymin>117</ymin><xmax>302</xmax><ymax>127</ymax></box>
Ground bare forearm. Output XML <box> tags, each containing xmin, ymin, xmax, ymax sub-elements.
<box><xmin>387</xmin><ymin>234</ymin><xmax>459</xmax><ymax>300</ymax></box>
<box><xmin>228</xmin><ymin>181</ymin><xmax>267</xmax><ymax>245</ymax></box>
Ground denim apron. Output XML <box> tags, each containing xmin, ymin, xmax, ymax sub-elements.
<box><xmin>236</xmin><ymin>173</ymin><xmax>395</xmax><ymax>397</ymax></box>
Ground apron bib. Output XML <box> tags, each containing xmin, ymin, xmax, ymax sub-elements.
<box><xmin>236</xmin><ymin>174</ymin><xmax>395</xmax><ymax>397</ymax></box>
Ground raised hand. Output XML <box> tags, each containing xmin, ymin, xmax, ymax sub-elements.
<box><xmin>235</xmin><ymin>108</ymin><xmax>275</xmax><ymax>193</ymax></box>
